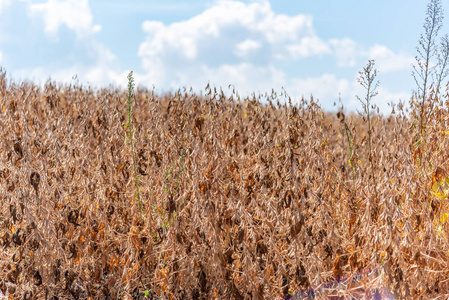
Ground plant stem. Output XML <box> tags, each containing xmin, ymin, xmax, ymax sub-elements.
<box><xmin>127</xmin><ymin>71</ymin><xmax>142</xmax><ymax>213</ymax></box>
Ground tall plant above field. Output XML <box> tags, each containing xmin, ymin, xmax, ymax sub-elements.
<box><xmin>412</xmin><ymin>0</ymin><xmax>449</xmax><ymax>135</ymax></box>
<box><xmin>125</xmin><ymin>71</ymin><xmax>142</xmax><ymax>213</ymax></box>
<box><xmin>356</xmin><ymin>60</ymin><xmax>379</xmax><ymax>215</ymax></box>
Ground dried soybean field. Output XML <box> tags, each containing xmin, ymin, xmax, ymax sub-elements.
<box><xmin>1</xmin><ymin>70</ymin><xmax>449</xmax><ymax>299</ymax></box>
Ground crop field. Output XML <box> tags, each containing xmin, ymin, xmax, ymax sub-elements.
<box><xmin>1</xmin><ymin>65</ymin><xmax>449</xmax><ymax>300</ymax></box>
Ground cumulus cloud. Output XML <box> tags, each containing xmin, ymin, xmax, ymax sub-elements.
<box><xmin>28</xmin><ymin>0</ymin><xmax>101</xmax><ymax>39</ymax></box>
<box><xmin>287</xmin><ymin>36</ymin><xmax>331</xmax><ymax>59</ymax></box>
<box><xmin>368</xmin><ymin>45</ymin><xmax>414</xmax><ymax>73</ymax></box>
<box><xmin>235</xmin><ymin>39</ymin><xmax>261</xmax><ymax>58</ymax></box>
<box><xmin>134</xmin><ymin>0</ymin><xmax>413</xmax><ymax>115</ymax></box>
<box><xmin>82</xmin><ymin>41</ymin><xmax>124</xmax><ymax>85</ymax></box>
<box><xmin>9</xmin><ymin>0</ymin><xmax>125</xmax><ymax>87</ymax></box>
<box><xmin>330</xmin><ymin>38</ymin><xmax>362</xmax><ymax>68</ymax></box>
<box><xmin>138</xmin><ymin>0</ymin><xmax>330</xmax><ymax>88</ymax></box>
<box><xmin>3</xmin><ymin>0</ymin><xmax>412</xmax><ymax>115</ymax></box>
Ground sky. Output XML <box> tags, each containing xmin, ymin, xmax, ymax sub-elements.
<box><xmin>1</xmin><ymin>0</ymin><xmax>448</xmax><ymax>113</ymax></box>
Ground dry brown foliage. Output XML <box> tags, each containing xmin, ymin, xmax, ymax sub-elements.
<box><xmin>1</xmin><ymin>70</ymin><xmax>449</xmax><ymax>299</ymax></box>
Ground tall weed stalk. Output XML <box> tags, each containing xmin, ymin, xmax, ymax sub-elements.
<box><xmin>356</xmin><ymin>60</ymin><xmax>379</xmax><ymax>187</ymax></box>
<box><xmin>356</xmin><ymin>60</ymin><xmax>379</xmax><ymax>215</ymax></box>
<box><xmin>126</xmin><ymin>71</ymin><xmax>142</xmax><ymax>213</ymax></box>
<box><xmin>412</xmin><ymin>0</ymin><xmax>449</xmax><ymax>173</ymax></box>
<box><xmin>412</xmin><ymin>0</ymin><xmax>449</xmax><ymax>136</ymax></box>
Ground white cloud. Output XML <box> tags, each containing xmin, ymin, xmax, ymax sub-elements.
<box><xmin>256</xmin><ymin>7</ymin><xmax>314</xmax><ymax>43</ymax></box>
<box><xmin>0</xmin><ymin>0</ymin><xmax>11</xmax><ymax>13</ymax></box>
<box><xmin>12</xmin><ymin>56</ymin><xmax>127</xmax><ymax>88</ymax></box>
<box><xmin>287</xmin><ymin>36</ymin><xmax>331</xmax><ymax>59</ymax></box>
<box><xmin>82</xmin><ymin>41</ymin><xmax>123</xmax><ymax>85</ymax></box>
<box><xmin>138</xmin><ymin>0</ymin><xmax>326</xmax><ymax>63</ymax></box>
<box><xmin>8</xmin><ymin>0</ymin><xmax>124</xmax><ymax>88</ymax></box>
<box><xmin>28</xmin><ymin>0</ymin><xmax>101</xmax><ymax>39</ymax></box>
<box><xmin>4</xmin><ymin>0</ymin><xmax>412</xmax><ymax>115</ymax></box>
<box><xmin>329</xmin><ymin>40</ymin><xmax>413</xmax><ymax>72</ymax></box>
<box><xmin>235</xmin><ymin>39</ymin><xmax>261</xmax><ymax>57</ymax></box>
<box><xmin>135</xmin><ymin>0</ymin><xmax>413</xmax><ymax>115</ymax></box>
<box><xmin>138</xmin><ymin>0</ymin><xmax>330</xmax><ymax>89</ymax></box>
<box><xmin>368</xmin><ymin>45</ymin><xmax>414</xmax><ymax>73</ymax></box>
<box><xmin>330</xmin><ymin>38</ymin><xmax>361</xmax><ymax>67</ymax></box>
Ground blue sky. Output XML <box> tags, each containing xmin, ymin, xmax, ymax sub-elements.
<box><xmin>1</xmin><ymin>0</ymin><xmax>448</xmax><ymax>113</ymax></box>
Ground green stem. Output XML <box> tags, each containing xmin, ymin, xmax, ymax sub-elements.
<box><xmin>127</xmin><ymin>71</ymin><xmax>142</xmax><ymax>214</ymax></box>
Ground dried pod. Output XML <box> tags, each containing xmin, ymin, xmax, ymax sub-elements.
<box><xmin>296</xmin><ymin>263</ymin><xmax>309</xmax><ymax>288</ymax></box>
<box><xmin>68</xmin><ymin>210</ymin><xmax>80</xmax><ymax>226</ymax></box>
<box><xmin>14</xmin><ymin>140</ymin><xmax>23</xmax><ymax>159</ymax></box>
<box><xmin>290</xmin><ymin>219</ymin><xmax>304</xmax><ymax>238</ymax></box>
<box><xmin>33</xmin><ymin>270</ymin><xmax>42</xmax><ymax>286</ymax></box>
<box><xmin>236</xmin><ymin>229</ymin><xmax>244</xmax><ymax>244</ymax></box>
<box><xmin>198</xmin><ymin>269</ymin><xmax>207</xmax><ymax>293</ymax></box>
<box><xmin>53</xmin><ymin>260</ymin><xmax>61</xmax><ymax>284</ymax></box>
<box><xmin>0</xmin><ymin>280</ymin><xmax>6</xmax><ymax>295</ymax></box>
<box><xmin>68</xmin><ymin>243</ymin><xmax>77</xmax><ymax>259</ymax></box>
<box><xmin>6</xmin><ymin>264</ymin><xmax>20</xmax><ymax>284</ymax></box>
<box><xmin>106</xmin><ymin>204</ymin><xmax>115</xmax><ymax>220</ymax></box>
<box><xmin>256</xmin><ymin>240</ymin><xmax>268</xmax><ymax>255</ymax></box>
<box><xmin>9</xmin><ymin>205</ymin><xmax>18</xmax><ymax>223</ymax></box>
<box><xmin>225</xmin><ymin>249</ymin><xmax>234</xmax><ymax>264</ymax></box>
<box><xmin>166</xmin><ymin>196</ymin><xmax>176</xmax><ymax>216</ymax></box>
<box><xmin>30</xmin><ymin>172</ymin><xmax>40</xmax><ymax>193</ymax></box>
<box><xmin>64</xmin><ymin>270</ymin><xmax>76</xmax><ymax>289</ymax></box>
<box><xmin>176</xmin><ymin>232</ymin><xmax>185</xmax><ymax>245</ymax></box>
<box><xmin>12</xmin><ymin>228</ymin><xmax>25</xmax><ymax>246</ymax></box>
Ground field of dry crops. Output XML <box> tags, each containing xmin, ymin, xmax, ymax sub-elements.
<box><xmin>1</xmin><ymin>69</ymin><xmax>449</xmax><ymax>299</ymax></box>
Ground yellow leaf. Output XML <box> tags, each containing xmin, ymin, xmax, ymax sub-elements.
<box><xmin>441</xmin><ymin>213</ymin><xmax>448</xmax><ymax>223</ymax></box>
<box><xmin>431</xmin><ymin>191</ymin><xmax>447</xmax><ymax>199</ymax></box>
<box><xmin>431</xmin><ymin>181</ymin><xmax>440</xmax><ymax>193</ymax></box>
